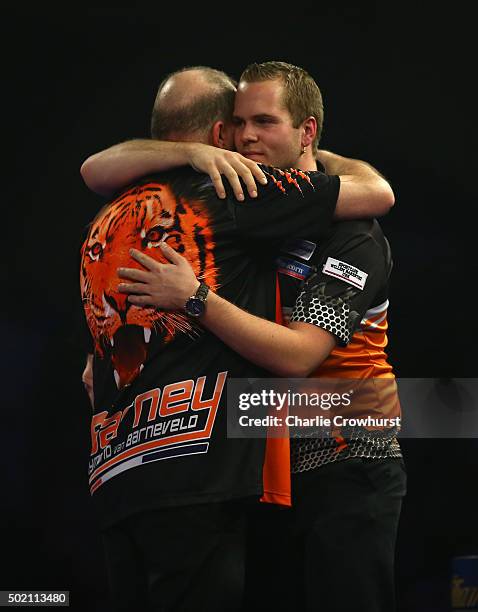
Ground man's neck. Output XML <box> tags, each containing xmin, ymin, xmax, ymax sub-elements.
<box><xmin>299</xmin><ymin>151</ymin><xmax>318</xmax><ymax>172</ymax></box>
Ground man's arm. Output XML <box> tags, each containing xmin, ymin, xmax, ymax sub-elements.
<box><xmin>81</xmin><ymin>140</ymin><xmax>394</xmax><ymax>218</ymax></box>
<box><xmin>118</xmin><ymin>244</ymin><xmax>336</xmax><ymax>377</ymax></box>
<box><xmin>317</xmin><ymin>150</ymin><xmax>394</xmax><ymax>218</ymax></box>
<box><xmin>80</xmin><ymin>139</ymin><xmax>267</xmax><ymax>200</ymax></box>
<box><xmin>184</xmin><ymin>292</ymin><xmax>336</xmax><ymax>377</ymax></box>
<box><xmin>118</xmin><ymin>218</ymin><xmax>387</xmax><ymax>376</ymax></box>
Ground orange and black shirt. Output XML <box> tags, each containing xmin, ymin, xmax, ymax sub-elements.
<box><xmin>80</xmin><ymin>165</ymin><xmax>339</xmax><ymax>528</ymax></box>
<box><xmin>277</xmin><ymin>219</ymin><xmax>402</xmax><ymax>472</ymax></box>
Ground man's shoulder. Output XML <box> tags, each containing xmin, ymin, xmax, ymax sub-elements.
<box><xmin>142</xmin><ymin>167</ymin><xmax>214</xmax><ymax>195</ymax></box>
<box><xmin>108</xmin><ymin>167</ymin><xmax>216</xmax><ymax>205</ymax></box>
<box><xmin>317</xmin><ymin>219</ymin><xmax>392</xmax><ymax>260</ymax></box>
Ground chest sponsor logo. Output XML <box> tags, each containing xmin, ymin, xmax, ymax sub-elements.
<box><xmin>88</xmin><ymin>371</ymin><xmax>227</xmax><ymax>494</ymax></box>
<box><xmin>281</xmin><ymin>238</ymin><xmax>317</xmax><ymax>261</ymax></box>
<box><xmin>322</xmin><ymin>257</ymin><xmax>368</xmax><ymax>290</ymax></box>
<box><xmin>276</xmin><ymin>256</ymin><xmax>314</xmax><ymax>281</ymax></box>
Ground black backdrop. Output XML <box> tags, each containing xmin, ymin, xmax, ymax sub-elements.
<box><xmin>3</xmin><ymin>6</ymin><xmax>476</xmax><ymax>611</ymax></box>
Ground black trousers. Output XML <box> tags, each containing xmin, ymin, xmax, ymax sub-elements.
<box><xmin>101</xmin><ymin>501</ymin><xmax>248</xmax><ymax>612</ymax></box>
<box><xmin>243</xmin><ymin>457</ymin><xmax>407</xmax><ymax>612</ymax></box>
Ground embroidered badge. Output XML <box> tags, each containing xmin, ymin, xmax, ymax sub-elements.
<box><xmin>322</xmin><ymin>257</ymin><xmax>368</xmax><ymax>290</ymax></box>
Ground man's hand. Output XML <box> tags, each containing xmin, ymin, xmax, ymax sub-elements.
<box><xmin>118</xmin><ymin>243</ymin><xmax>199</xmax><ymax>309</ymax></box>
<box><xmin>185</xmin><ymin>143</ymin><xmax>268</xmax><ymax>200</ymax></box>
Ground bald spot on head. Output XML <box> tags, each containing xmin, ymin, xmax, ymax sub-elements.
<box><xmin>150</xmin><ymin>67</ymin><xmax>237</xmax><ymax>143</ymax></box>
<box><xmin>157</xmin><ymin>70</ymin><xmax>215</xmax><ymax>110</ymax></box>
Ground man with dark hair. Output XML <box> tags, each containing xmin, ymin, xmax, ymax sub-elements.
<box><xmin>80</xmin><ymin>64</ymin><xmax>396</xmax><ymax>612</ymax></box>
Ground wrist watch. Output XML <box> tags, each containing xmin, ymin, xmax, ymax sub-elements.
<box><xmin>184</xmin><ymin>282</ymin><xmax>209</xmax><ymax>317</ymax></box>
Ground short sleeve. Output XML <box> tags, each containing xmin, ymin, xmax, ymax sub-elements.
<box><xmin>230</xmin><ymin>165</ymin><xmax>340</xmax><ymax>245</ymax></box>
<box><xmin>290</xmin><ymin>220</ymin><xmax>391</xmax><ymax>346</ymax></box>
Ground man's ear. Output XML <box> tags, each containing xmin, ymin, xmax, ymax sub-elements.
<box><xmin>211</xmin><ymin>121</ymin><xmax>230</xmax><ymax>149</ymax></box>
<box><xmin>301</xmin><ymin>116</ymin><xmax>317</xmax><ymax>148</ymax></box>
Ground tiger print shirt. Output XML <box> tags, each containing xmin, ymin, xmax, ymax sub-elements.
<box><xmin>80</xmin><ymin>164</ymin><xmax>340</xmax><ymax>528</ymax></box>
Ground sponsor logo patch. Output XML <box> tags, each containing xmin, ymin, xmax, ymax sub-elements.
<box><xmin>281</xmin><ymin>238</ymin><xmax>317</xmax><ymax>261</ymax></box>
<box><xmin>276</xmin><ymin>256</ymin><xmax>314</xmax><ymax>281</ymax></box>
<box><xmin>322</xmin><ymin>257</ymin><xmax>368</xmax><ymax>290</ymax></box>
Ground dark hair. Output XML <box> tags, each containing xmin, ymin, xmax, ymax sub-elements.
<box><xmin>240</xmin><ymin>61</ymin><xmax>324</xmax><ymax>153</ymax></box>
<box><xmin>151</xmin><ymin>66</ymin><xmax>237</xmax><ymax>140</ymax></box>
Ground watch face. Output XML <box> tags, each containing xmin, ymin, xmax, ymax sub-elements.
<box><xmin>186</xmin><ymin>297</ymin><xmax>205</xmax><ymax>317</ymax></box>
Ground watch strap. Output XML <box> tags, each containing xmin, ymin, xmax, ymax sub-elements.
<box><xmin>194</xmin><ymin>282</ymin><xmax>209</xmax><ymax>302</ymax></box>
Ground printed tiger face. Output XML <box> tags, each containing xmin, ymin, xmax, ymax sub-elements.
<box><xmin>80</xmin><ymin>182</ymin><xmax>218</xmax><ymax>390</ymax></box>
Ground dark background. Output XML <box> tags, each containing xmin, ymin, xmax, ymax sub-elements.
<box><xmin>3</xmin><ymin>6</ymin><xmax>476</xmax><ymax>611</ymax></box>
